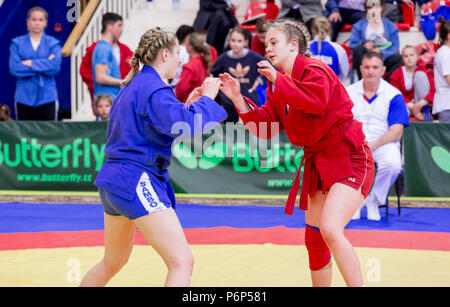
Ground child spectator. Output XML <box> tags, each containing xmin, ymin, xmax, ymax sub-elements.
<box><xmin>349</xmin><ymin>0</ymin><xmax>402</xmax><ymax>81</ymax></box>
<box><xmin>390</xmin><ymin>45</ymin><xmax>435</xmax><ymax>121</ymax></box>
<box><xmin>211</xmin><ymin>27</ymin><xmax>267</xmax><ymax>123</ymax></box>
<box><xmin>251</xmin><ymin>19</ymin><xmax>274</xmax><ymax>57</ymax></box>
<box><xmin>94</xmin><ymin>94</ymin><xmax>113</xmax><ymax>121</ymax></box>
<box><xmin>309</xmin><ymin>16</ymin><xmax>350</xmax><ymax>82</ymax></box>
<box><xmin>433</xmin><ymin>17</ymin><xmax>450</xmax><ymax>123</ymax></box>
<box><xmin>175</xmin><ymin>33</ymin><xmax>213</xmax><ymax>103</ymax></box>
<box><xmin>0</xmin><ymin>104</ymin><xmax>13</xmax><ymax>121</ymax></box>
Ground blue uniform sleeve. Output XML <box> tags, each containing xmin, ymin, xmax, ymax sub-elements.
<box><xmin>9</xmin><ymin>41</ymin><xmax>36</xmax><ymax>78</ymax></box>
<box><xmin>31</xmin><ymin>43</ymin><xmax>62</xmax><ymax>76</ymax></box>
<box><xmin>146</xmin><ymin>88</ymin><xmax>228</xmax><ymax>139</ymax></box>
<box><xmin>388</xmin><ymin>94</ymin><xmax>410</xmax><ymax>127</ymax></box>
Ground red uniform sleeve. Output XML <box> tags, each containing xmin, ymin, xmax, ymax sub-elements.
<box><xmin>237</xmin><ymin>94</ymin><xmax>284</xmax><ymax>140</ymax></box>
<box><xmin>272</xmin><ymin>66</ymin><xmax>331</xmax><ymax>116</ymax></box>
<box><xmin>389</xmin><ymin>67</ymin><xmax>403</xmax><ymax>93</ymax></box>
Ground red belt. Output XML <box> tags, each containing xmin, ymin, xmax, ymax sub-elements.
<box><xmin>285</xmin><ymin>134</ymin><xmax>347</xmax><ymax>215</ymax></box>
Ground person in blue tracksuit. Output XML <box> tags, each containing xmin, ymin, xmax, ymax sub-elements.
<box><xmin>309</xmin><ymin>16</ymin><xmax>350</xmax><ymax>82</ymax></box>
<box><xmin>9</xmin><ymin>6</ymin><xmax>62</xmax><ymax>120</ymax></box>
<box><xmin>80</xmin><ymin>27</ymin><xmax>227</xmax><ymax>287</ymax></box>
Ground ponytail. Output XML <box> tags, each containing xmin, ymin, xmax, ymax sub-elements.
<box><xmin>311</xmin><ymin>16</ymin><xmax>331</xmax><ymax>54</ymax></box>
<box><xmin>188</xmin><ymin>32</ymin><xmax>212</xmax><ymax>70</ymax></box>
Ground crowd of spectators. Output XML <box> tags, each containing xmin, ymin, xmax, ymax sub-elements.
<box><xmin>5</xmin><ymin>1</ymin><xmax>449</xmax><ymax>124</ymax></box>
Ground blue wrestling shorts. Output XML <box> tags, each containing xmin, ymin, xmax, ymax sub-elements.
<box><xmin>99</xmin><ymin>171</ymin><xmax>176</xmax><ymax>220</ymax></box>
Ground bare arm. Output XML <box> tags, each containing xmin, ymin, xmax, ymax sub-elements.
<box><xmin>95</xmin><ymin>64</ymin><xmax>122</xmax><ymax>86</ymax></box>
<box><xmin>368</xmin><ymin>124</ymin><xmax>404</xmax><ymax>151</ymax></box>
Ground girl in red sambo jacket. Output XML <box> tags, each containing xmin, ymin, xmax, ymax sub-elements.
<box><xmin>219</xmin><ymin>19</ymin><xmax>375</xmax><ymax>287</ymax></box>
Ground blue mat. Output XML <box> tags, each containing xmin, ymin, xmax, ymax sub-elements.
<box><xmin>0</xmin><ymin>202</ymin><xmax>449</xmax><ymax>234</ymax></box>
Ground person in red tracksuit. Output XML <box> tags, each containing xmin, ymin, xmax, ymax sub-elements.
<box><xmin>79</xmin><ymin>40</ymin><xmax>133</xmax><ymax>114</ymax></box>
<box><xmin>219</xmin><ymin>18</ymin><xmax>375</xmax><ymax>287</ymax></box>
<box><xmin>175</xmin><ymin>33</ymin><xmax>214</xmax><ymax>103</ymax></box>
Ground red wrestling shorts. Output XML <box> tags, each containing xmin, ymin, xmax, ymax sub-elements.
<box><xmin>336</xmin><ymin>142</ymin><xmax>375</xmax><ymax>198</ymax></box>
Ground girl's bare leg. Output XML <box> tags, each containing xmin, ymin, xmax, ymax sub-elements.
<box><xmin>319</xmin><ymin>183</ymin><xmax>365</xmax><ymax>287</ymax></box>
<box><xmin>133</xmin><ymin>208</ymin><xmax>194</xmax><ymax>287</ymax></box>
<box><xmin>80</xmin><ymin>213</ymin><xmax>136</xmax><ymax>287</ymax></box>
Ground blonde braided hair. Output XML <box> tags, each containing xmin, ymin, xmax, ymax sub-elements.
<box><xmin>311</xmin><ymin>16</ymin><xmax>331</xmax><ymax>54</ymax></box>
<box><xmin>122</xmin><ymin>27</ymin><xmax>178</xmax><ymax>86</ymax></box>
<box><xmin>271</xmin><ymin>18</ymin><xmax>311</xmax><ymax>58</ymax></box>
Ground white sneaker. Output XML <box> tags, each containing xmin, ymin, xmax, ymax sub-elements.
<box><xmin>366</xmin><ymin>199</ymin><xmax>381</xmax><ymax>221</ymax></box>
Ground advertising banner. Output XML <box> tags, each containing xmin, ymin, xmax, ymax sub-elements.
<box><xmin>1</xmin><ymin>121</ymin><xmax>448</xmax><ymax>197</ymax></box>
<box><xmin>0</xmin><ymin>121</ymin><xmax>107</xmax><ymax>191</ymax></box>
<box><xmin>403</xmin><ymin>123</ymin><xmax>450</xmax><ymax>197</ymax></box>
<box><xmin>169</xmin><ymin>123</ymin><xmax>304</xmax><ymax>194</ymax></box>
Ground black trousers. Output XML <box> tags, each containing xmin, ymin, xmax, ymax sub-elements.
<box><xmin>16</xmin><ymin>102</ymin><xmax>58</xmax><ymax>121</ymax></box>
<box><xmin>205</xmin><ymin>10</ymin><xmax>237</xmax><ymax>54</ymax></box>
<box><xmin>331</xmin><ymin>8</ymin><xmax>366</xmax><ymax>42</ymax></box>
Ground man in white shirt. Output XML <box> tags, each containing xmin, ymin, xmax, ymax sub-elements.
<box><xmin>346</xmin><ymin>52</ymin><xmax>409</xmax><ymax>220</ymax></box>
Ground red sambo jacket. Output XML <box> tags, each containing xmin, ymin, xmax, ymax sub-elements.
<box><xmin>236</xmin><ymin>55</ymin><xmax>367</xmax><ymax>214</ymax></box>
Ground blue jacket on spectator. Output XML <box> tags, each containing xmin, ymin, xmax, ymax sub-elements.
<box><xmin>349</xmin><ymin>17</ymin><xmax>400</xmax><ymax>60</ymax></box>
<box><xmin>9</xmin><ymin>33</ymin><xmax>62</xmax><ymax>107</ymax></box>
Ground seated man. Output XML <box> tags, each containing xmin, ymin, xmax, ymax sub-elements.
<box><xmin>346</xmin><ymin>52</ymin><xmax>409</xmax><ymax>220</ymax></box>
<box><xmin>325</xmin><ymin>0</ymin><xmax>366</xmax><ymax>41</ymax></box>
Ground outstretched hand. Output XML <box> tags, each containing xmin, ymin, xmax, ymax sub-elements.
<box><xmin>185</xmin><ymin>87</ymin><xmax>202</xmax><ymax>106</ymax></box>
<box><xmin>257</xmin><ymin>61</ymin><xmax>277</xmax><ymax>84</ymax></box>
<box><xmin>201</xmin><ymin>77</ymin><xmax>222</xmax><ymax>100</ymax></box>
<box><xmin>218</xmin><ymin>73</ymin><xmax>242</xmax><ymax>102</ymax></box>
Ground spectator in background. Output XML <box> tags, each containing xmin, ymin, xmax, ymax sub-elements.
<box><xmin>211</xmin><ymin>27</ymin><xmax>267</xmax><ymax>123</ymax></box>
<box><xmin>0</xmin><ymin>104</ymin><xmax>13</xmax><ymax>122</ymax></box>
<box><xmin>277</xmin><ymin>0</ymin><xmax>324</xmax><ymax>34</ymax></box>
<box><xmin>383</xmin><ymin>0</ymin><xmax>414</xmax><ymax>23</ymax></box>
<box><xmin>193</xmin><ymin>0</ymin><xmax>238</xmax><ymax>54</ymax></box>
<box><xmin>325</xmin><ymin>0</ymin><xmax>366</xmax><ymax>42</ymax></box>
<box><xmin>250</xmin><ymin>19</ymin><xmax>274</xmax><ymax>57</ymax></box>
<box><xmin>80</xmin><ymin>14</ymin><xmax>133</xmax><ymax>111</ymax></box>
<box><xmin>94</xmin><ymin>94</ymin><xmax>113</xmax><ymax>121</ymax></box>
<box><xmin>433</xmin><ymin>17</ymin><xmax>450</xmax><ymax>123</ymax></box>
<box><xmin>9</xmin><ymin>6</ymin><xmax>62</xmax><ymax>121</ymax></box>
<box><xmin>171</xmin><ymin>25</ymin><xmax>195</xmax><ymax>88</ymax></box>
<box><xmin>309</xmin><ymin>16</ymin><xmax>349</xmax><ymax>82</ymax></box>
<box><xmin>92</xmin><ymin>13</ymin><xmax>125</xmax><ymax>100</ymax></box>
<box><xmin>390</xmin><ymin>45</ymin><xmax>435</xmax><ymax>121</ymax></box>
<box><xmin>175</xmin><ymin>33</ymin><xmax>213</xmax><ymax>103</ymax></box>
<box><xmin>346</xmin><ymin>52</ymin><xmax>409</xmax><ymax>221</ymax></box>
<box><xmin>349</xmin><ymin>0</ymin><xmax>402</xmax><ymax>81</ymax></box>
